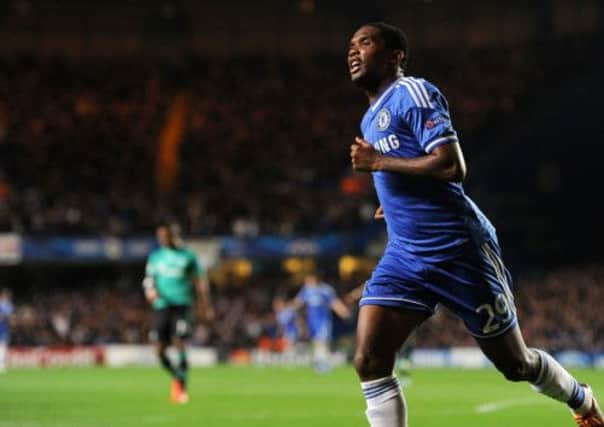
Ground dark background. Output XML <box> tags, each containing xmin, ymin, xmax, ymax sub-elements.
<box><xmin>0</xmin><ymin>0</ymin><xmax>602</xmax><ymax>350</ymax></box>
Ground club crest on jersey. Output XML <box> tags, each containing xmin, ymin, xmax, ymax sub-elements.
<box><xmin>376</xmin><ymin>108</ymin><xmax>391</xmax><ymax>131</ymax></box>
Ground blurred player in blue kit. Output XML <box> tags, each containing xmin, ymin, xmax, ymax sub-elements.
<box><xmin>0</xmin><ymin>288</ymin><xmax>14</xmax><ymax>373</ymax></box>
<box><xmin>347</xmin><ymin>22</ymin><xmax>602</xmax><ymax>426</ymax></box>
<box><xmin>291</xmin><ymin>273</ymin><xmax>351</xmax><ymax>372</ymax></box>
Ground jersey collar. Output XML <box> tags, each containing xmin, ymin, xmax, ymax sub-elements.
<box><xmin>370</xmin><ymin>77</ymin><xmax>403</xmax><ymax>113</ymax></box>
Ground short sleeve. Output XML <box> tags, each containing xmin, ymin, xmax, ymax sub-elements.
<box><xmin>324</xmin><ymin>285</ymin><xmax>336</xmax><ymax>304</ymax></box>
<box><xmin>0</xmin><ymin>303</ymin><xmax>12</xmax><ymax>317</ymax></box>
<box><xmin>398</xmin><ymin>78</ymin><xmax>458</xmax><ymax>153</ymax></box>
<box><xmin>295</xmin><ymin>287</ymin><xmax>306</xmax><ymax>304</ymax></box>
<box><xmin>190</xmin><ymin>253</ymin><xmax>204</xmax><ymax>278</ymax></box>
<box><xmin>145</xmin><ymin>258</ymin><xmax>155</xmax><ymax>277</ymax></box>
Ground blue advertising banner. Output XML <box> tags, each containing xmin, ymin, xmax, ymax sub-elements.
<box><xmin>22</xmin><ymin>237</ymin><xmax>157</xmax><ymax>262</ymax></box>
<box><xmin>7</xmin><ymin>231</ymin><xmax>379</xmax><ymax>263</ymax></box>
<box><xmin>220</xmin><ymin>233</ymin><xmax>368</xmax><ymax>258</ymax></box>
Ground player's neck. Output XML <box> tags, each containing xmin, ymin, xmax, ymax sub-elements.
<box><xmin>366</xmin><ymin>74</ymin><xmax>401</xmax><ymax>104</ymax></box>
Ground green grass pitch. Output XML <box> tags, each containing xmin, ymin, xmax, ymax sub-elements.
<box><xmin>1</xmin><ymin>366</ymin><xmax>602</xmax><ymax>426</ymax></box>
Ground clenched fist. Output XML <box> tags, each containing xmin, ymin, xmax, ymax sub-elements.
<box><xmin>351</xmin><ymin>137</ymin><xmax>381</xmax><ymax>172</ymax></box>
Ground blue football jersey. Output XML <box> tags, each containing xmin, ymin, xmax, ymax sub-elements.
<box><xmin>296</xmin><ymin>283</ymin><xmax>336</xmax><ymax>325</ymax></box>
<box><xmin>361</xmin><ymin>76</ymin><xmax>496</xmax><ymax>261</ymax></box>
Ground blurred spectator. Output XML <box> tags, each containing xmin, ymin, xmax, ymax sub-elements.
<box><xmin>0</xmin><ymin>39</ymin><xmax>575</xmax><ymax>237</ymax></box>
<box><xmin>7</xmin><ymin>265</ymin><xmax>604</xmax><ymax>353</ymax></box>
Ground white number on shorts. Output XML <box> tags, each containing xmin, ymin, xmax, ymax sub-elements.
<box><xmin>476</xmin><ymin>294</ymin><xmax>511</xmax><ymax>335</ymax></box>
<box><xmin>176</xmin><ymin>319</ymin><xmax>189</xmax><ymax>335</ymax></box>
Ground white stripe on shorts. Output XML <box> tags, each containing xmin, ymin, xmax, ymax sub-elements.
<box><xmin>360</xmin><ymin>296</ymin><xmax>434</xmax><ymax>312</ymax></box>
<box><xmin>481</xmin><ymin>243</ymin><xmax>515</xmax><ymax>308</ymax></box>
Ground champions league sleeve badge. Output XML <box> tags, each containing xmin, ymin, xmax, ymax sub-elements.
<box><xmin>377</xmin><ymin>108</ymin><xmax>391</xmax><ymax>131</ymax></box>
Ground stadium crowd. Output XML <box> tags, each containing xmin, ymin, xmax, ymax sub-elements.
<box><xmin>7</xmin><ymin>265</ymin><xmax>604</xmax><ymax>353</ymax></box>
<box><xmin>0</xmin><ymin>38</ymin><xmax>564</xmax><ymax>238</ymax></box>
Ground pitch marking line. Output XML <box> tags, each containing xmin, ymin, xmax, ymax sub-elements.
<box><xmin>475</xmin><ymin>397</ymin><xmax>544</xmax><ymax>413</ymax></box>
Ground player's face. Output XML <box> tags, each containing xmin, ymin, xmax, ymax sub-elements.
<box><xmin>348</xmin><ymin>26</ymin><xmax>391</xmax><ymax>88</ymax></box>
<box><xmin>156</xmin><ymin>226</ymin><xmax>173</xmax><ymax>247</ymax></box>
<box><xmin>304</xmin><ymin>274</ymin><xmax>318</xmax><ymax>286</ymax></box>
<box><xmin>273</xmin><ymin>299</ymin><xmax>284</xmax><ymax>311</ymax></box>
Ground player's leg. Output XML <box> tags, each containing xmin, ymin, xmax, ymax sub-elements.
<box><xmin>171</xmin><ymin>336</ymin><xmax>190</xmax><ymax>403</ymax></box>
<box><xmin>151</xmin><ymin>308</ymin><xmax>181</xmax><ymax>381</ymax></box>
<box><xmin>355</xmin><ymin>305</ymin><xmax>429</xmax><ymax>427</ymax></box>
<box><xmin>311</xmin><ymin>320</ymin><xmax>333</xmax><ymax>373</ymax></box>
<box><xmin>155</xmin><ymin>341</ymin><xmax>179</xmax><ymax>378</ymax></box>
<box><xmin>477</xmin><ymin>326</ymin><xmax>603</xmax><ymax>424</ymax></box>
<box><xmin>173</xmin><ymin>337</ymin><xmax>188</xmax><ymax>386</ymax></box>
<box><xmin>0</xmin><ymin>338</ymin><xmax>7</xmax><ymax>373</ymax></box>
<box><xmin>312</xmin><ymin>338</ymin><xmax>332</xmax><ymax>373</ymax></box>
<box><xmin>169</xmin><ymin>305</ymin><xmax>192</xmax><ymax>402</ymax></box>
<box><xmin>435</xmin><ymin>239</ymin><xmax>602</xmax><ymax>425</ymax></box>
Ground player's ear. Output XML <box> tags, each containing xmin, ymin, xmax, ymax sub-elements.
<box><xmin>392</xmin><ymin>50</ymin><xmax>404</xmax><ymax>68</ymax></box>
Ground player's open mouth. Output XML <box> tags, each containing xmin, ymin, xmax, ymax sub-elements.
<box><xmin>349</xmin><ymin>60</ymin><xmax>361</xmax><ymax>74</ymax></box>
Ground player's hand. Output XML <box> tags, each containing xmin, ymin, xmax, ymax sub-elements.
<box><xmin>374</xmin><ymin>205</ymin><xmax>384</xmax><ymax>220</ymax></box>
<box><xmin>351</xmin><ymin>137</ymin><xmax>381</xmax><ymax>172</ymax></box>
<box><xmin>144</xmin><ymin>288</ymin><xmax>158</xmax><ymax>304</ymax></box>
<box><xmin>344</xmin><ymin>293</ymin><xmax>356</xmax><ymax>305</ymax></box>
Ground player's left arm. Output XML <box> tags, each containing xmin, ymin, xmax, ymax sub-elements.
<box><xmin>191</xmin><ymin>256</ymin><xmax>215</xmax><ymax>322</ymax></box>
<box><xmin>351</xmin><ymin>138</ymin><xmax>466</xmax><ymax>182</ymax></box>
<box><xmin>288</xmin><ymin>296</ymin><xmax>305</xmax><ymax>311</ymax></box>
<box><xmin>344</xmin><ymin>283</ymin><xmax>365</xmax><ymax>305</ymax></box>
<box><xmin>195</xmin><ymin>275</ymin><xmax>215</xmax><ymax>322</ymax></box>
<box><xmin>326</xmin><ymin>287</ymin><xmax>352</xmax><ymax>319</ymax></box>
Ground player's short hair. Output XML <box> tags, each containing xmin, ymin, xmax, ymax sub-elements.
<box><xmin>156</xmin><ymin>221</ymin><xmax>182</xmax><ymax>241</ymax></box>
<box><xmin>366</xmin><ymin>22</ymin><xmax>409</xmax><ymax>72</ymax></box>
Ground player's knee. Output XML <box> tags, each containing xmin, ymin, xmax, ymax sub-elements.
<box><xmin>497</xmin><ymin>356</ymin><xmax>536</xmax><ymax>382</ymax></box>
<box><xmin>353</xmin><ymin>350</ymin><xmax>371</xmax><ymax>378</ymax></box>
<box><xmin>354</xmin><ymin>348</ymin><xmax>390</xmax><ymax>380</ymax></box>
<box><xmin>155</xmin><ymin>343</ymin><xmax>168</xmax><ymax>356</ymax></box>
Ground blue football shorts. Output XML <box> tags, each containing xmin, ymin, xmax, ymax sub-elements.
<box><xmin>360</xmin><ymin>239</ymin><xmax>517</xmax><ymax>338</ymax></box>
<box><xmin>307</xmin><ymin>318</ymin><xmax>333</xmax><ymax>342</ymax></box>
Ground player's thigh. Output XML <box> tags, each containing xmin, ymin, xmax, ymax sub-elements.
<box><xmin>430</xmin><ymin>240</ymin><xmax>517</xmax><ymax>339</ymax></box>
<box><xmin>355</xmin><ymin>305</ymin><xmax>428</xmax><ymax>372</ymax></box>
<box><xmin>170</xmin><ymin>305</ymin><xmax>193</xmax><ymax>341</ymax></box>
<box><xmin>151</xmin><ymin>308</ymin><xmax>172</xmax><ymax>344</ymax></box>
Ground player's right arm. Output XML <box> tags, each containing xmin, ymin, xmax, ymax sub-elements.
<box><xmin>344</xmin><ymin>283</ymin><xmax>365</xmax><ymax>305</ymax></box>
<box><xmin>351</xmin><ymin>137</ymin><xmax>466</xmax><ymax>182</ymax></box>
<box><xmin>287</xmin><ymin>288</ymin><xmax>306</xmax><ymax>311</ymax></box>
<box><xmin>324</xmin><ymin>285</ymin><xmax>352</xmax><ymax>319</ymax></box>
<box><xmin>351</xmin><ymin>80</ymin><xmax>466</xmax><ymax>182</ymax></box>
<box><xmin>288</xmin><ymin>297</ymin><xmax>305</xmax><ymax>311</ymax></box>
<box><xmin>331</xmin><ymin>297</ymin><xmax>352</xmax><ymax>320</ymax></box>
<box><xmin>195</xmin><ymin>275</ymin><xmax>215</xmax><ymax>322</ymax></box>
<box><xmin>143</xmin><ymin>256</ymin><xmax>158</xmax><ymax>304</ymax></box>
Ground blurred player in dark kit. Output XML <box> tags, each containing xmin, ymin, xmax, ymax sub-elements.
<box><xmin>144</xmin><ymin>224</ymin><xmax>213</xmax><ymax>404</ymax></box>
